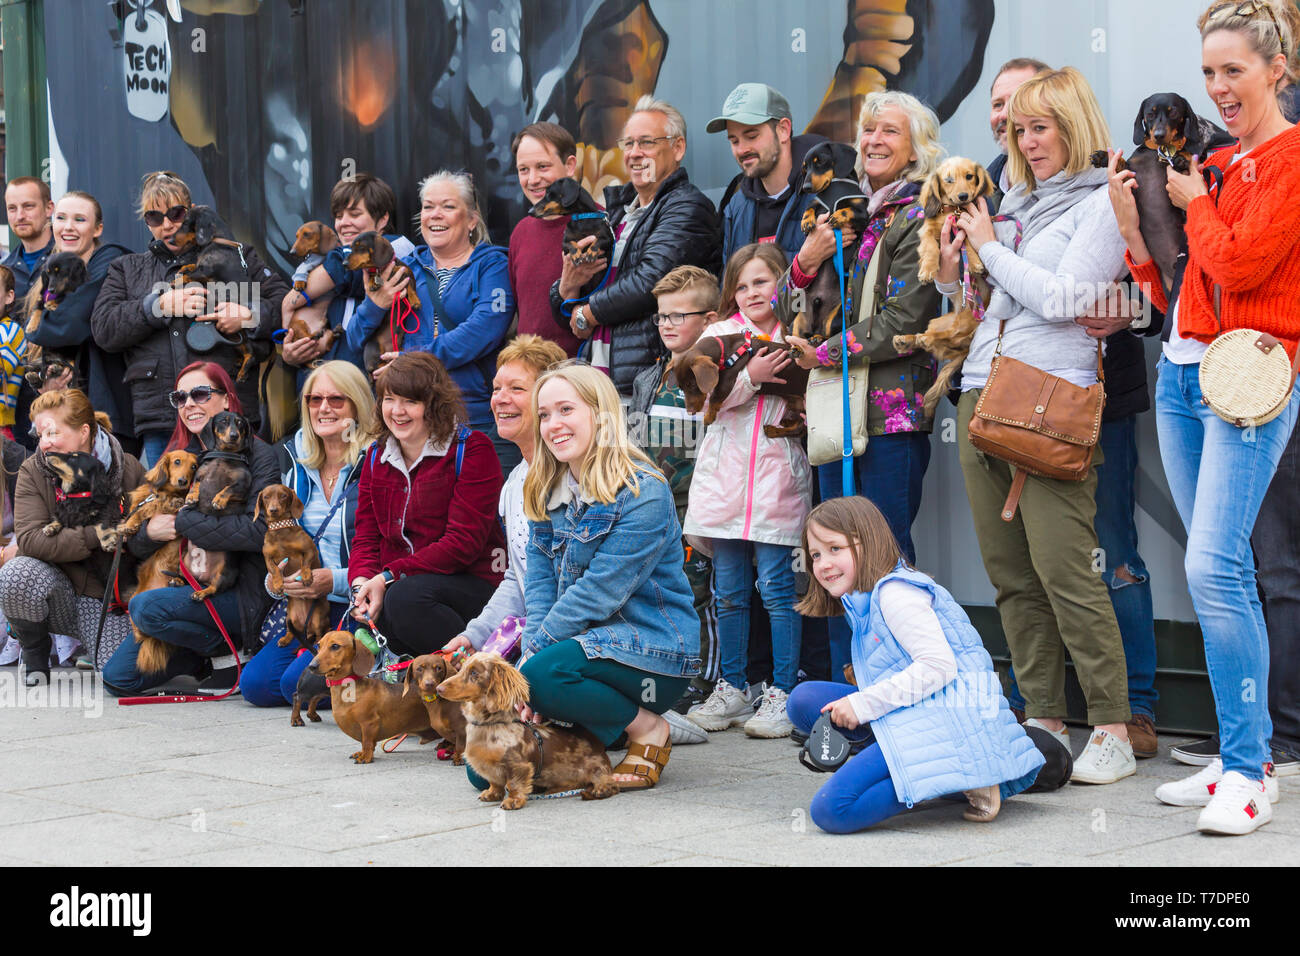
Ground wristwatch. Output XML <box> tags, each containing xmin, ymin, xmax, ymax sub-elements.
<box><xmin>379</xmin><ymin>569</ymin><xmax>396</xmax><ymax>587</ymax></box>
<box><xmin>574</xmin><ymin>306</ymin><xmax>589</xmax><ymax>333</ymax></box>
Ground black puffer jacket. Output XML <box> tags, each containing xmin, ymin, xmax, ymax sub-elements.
<box><xmin>126</xmin><ymin>434</ymin><xmax>280</xmax><ymax>655</ymax></box>
<box><xmin>90</xmin><ymin>241</ymin><xmax>290</xmax><ymax>435</ymax></box>
<box><xmin>550</xmin><ymin>167</ymin><xmax>722</xmax><ymax>396</ymax></box>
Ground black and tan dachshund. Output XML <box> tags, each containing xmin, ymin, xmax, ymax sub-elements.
<box><xmin>171</xmin><ymin>206</ymin><xmax>260</xmax><ymax>381</ymax></box>
<box><xmin>528</xmin><ymin>178</ymin><xmax>614</xmax><ymax>265</ymax></box>
<box><xmin>344</xmin><ymin>231</ymin><xmax>421</xmax><ymax>373</ymax></box>
<box><xmin>23</xmin><ymin>252</ymin><xmax>90</xmax><ymax>389</ymax></box>
<box><xmin>41</xmin><ymin>450</ymin><xmax>130</xmax><ymax>590</ymax></box>
<box><xmin>1090</xmin><ymin>92</ymin><xmax>1235</xmax><ymax>290</ymax></box>
<box><xmin>799</xmin><ymin>142</ymin><xmax>870</xmax><ymax>235</ymax></box>
<box><xmin>178</xmin><ymin>411</ymin><xmax>252</xmax><ymax>602</ymax></box>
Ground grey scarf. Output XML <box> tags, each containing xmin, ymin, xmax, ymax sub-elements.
<box><xmin>996</xmin><ymin>166</ymin><xmax>1108</xmax><ymax>249</ymax></box>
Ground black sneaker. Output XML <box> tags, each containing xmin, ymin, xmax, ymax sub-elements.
<box><xmin>193</xmin><ymin>655</ymin><xmax>241</xmax><ymax>696</ymax></box>
<box><xmin>1170</xmin><ymin>735</ymin><xmax>1219</xmax><ymax>766</ymax></box>
<box><xmin>671</xmin><ymin>680</ymin><xmax>714</xmax><ymax>715</ymax></box>
<box><xmin>1272</xmin><ymin>748</ymin><xmax>1300</xmax><ymax>777</ymax></box>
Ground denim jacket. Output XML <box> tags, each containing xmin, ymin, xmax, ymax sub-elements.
<box><xmin>522</xmin><ymin>467</ymin><xmax>701</xmax><ymax>678</ymax></box>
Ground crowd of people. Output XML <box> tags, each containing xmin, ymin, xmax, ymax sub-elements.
<box><xmin>1</xmin><ymin>0</ymin><xmax>1298</xmax><ymax>837</ymax></box>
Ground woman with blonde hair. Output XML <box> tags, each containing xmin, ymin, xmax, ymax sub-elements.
<box><xmin>936</xmin><ymin>66</ymin><xmax>1134</xmax><ymax>783</ymax></box>
<box><xmin>518</xmin><ymin>363</ymin><xmax>700</xmax><ymax>790</ymax></box>
<box><xmin>241</xmin><ymin>360</ymin><xmax>377</xmax><ymax>706</ymax></box>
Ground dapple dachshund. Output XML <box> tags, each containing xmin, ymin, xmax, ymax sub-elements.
<box><xmin>1089</xmin><ymin>92</ymin><xmax>1235</xmax><ymax>290</ymax></box>
<box><xmin>345</xmin><ymin>231</ymin><xmax>421</xmax><ymax>374</ymax></box>
<box><xmin>436</xmin><ymin>652</ymin><xmax>619</xmax><ymax>810</ymax></box>
<box><xmin>255</xmin><ymin>484</ymin><xmax>330</xmax><ymax>652</ymax></box>
<box><xmin>528</xmin><ymin>177</ymin><xmax>614</xmax><ymax>265</ymax></box>
<box><xmin>404</xmin><ymin>652</ymin><xmax>469</xmax><ymax>765</ymax></box>
<box><xmin>308</xmin><ymin>630</ymin><xmax>438</xmax><ymax>763</ymax></box>
<box><xmin>672</xmin><ymin>334</ymin><xmax>808</xmax><ymax>438</ymax></box>
<box><xmin>22</xmin><ymin>252</ymin><xmax>89</xmax><ymax>389</ymax></box>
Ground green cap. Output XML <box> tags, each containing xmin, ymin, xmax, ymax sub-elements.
<box><xmin>706</xmin><ymin>83</ymin><xmax>793</xmax><ymax>134</ymax></box>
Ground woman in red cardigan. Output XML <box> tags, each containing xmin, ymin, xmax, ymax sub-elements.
<box><xmin>1105</xmin><ymin>0</ymin><xmax>1300</xmax><ymax>836</ymax></box>
<box><xmin>349</xmin><ymin>352</ymin><xmax>505</xmax><ymax>655</ymax></box>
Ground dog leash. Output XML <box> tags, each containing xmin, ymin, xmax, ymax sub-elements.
<box><xmin>388</xmin><ymin>291</ymin><xmax>420</xmax><ymax>354</ymax></box>
<box><xmin>117</xmin><ymin>539</ymin><xmax>242</xmax><ymax>705</ymax></box>
<box><xmin>961</xmin><ymin>214</ymin><xmax>1023</xmax><ymax>323</ymax></box>
<box><xmin>833</xmin><ymin>228</ymin><xmax>855</xmax><ymax>497</ymax></box>
<box><xmin>92</xmin><ymin>492</ymin><xmax>158</xmax><ymax>671</ymax></box>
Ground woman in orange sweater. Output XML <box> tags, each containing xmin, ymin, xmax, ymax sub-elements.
<box><xmin>1107</xmin><ymin>0</ymin><xmax>1300</xmax><ymax>836</ymax></box>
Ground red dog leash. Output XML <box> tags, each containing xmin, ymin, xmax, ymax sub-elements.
<box><xmin>117</xmin><ymin>540</ymin><xmax>243</xmax><ymax>705</ymax></box>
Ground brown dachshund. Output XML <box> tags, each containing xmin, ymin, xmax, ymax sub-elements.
<box><xmin>403</xmin><ymin>653</ymin><xmax>468</xmax><ymax>765</ymax></box>
<box><xmin>255</xmin><ymin>484</ymin><xmax>331</xmax><ymax>651</ymax></box>
<box><xmin>345</xmin><ymin>231</ymin><xmax>421</xmax><ymax>374</ymax></box>
<box><xmin>308</xmin><ymin>630</ymin><xmax>438</xmax><ymax>763</ymax></box>
<box><xmin>289</xmin><ymin>221</ymin><xmax>340</xmax><ymax>290</ymax></box>
<box><xmin>916</xmin><ymin>157</ymin><xmax>996</xmax><ymax>283</ymax></box>
<box><xmin>672</xmin><ymin>334</ymin><xmax>808</xmax><ymax>438</ymax></box>
<box><xmin>436</xmin><ymin>652</ymin><xmax>619</xmax><ymax>810</ymax></box>
<box><xmin>103</xmin><ymin>450</ymin><xmax>199</xmax><ymax>547</ymax></box>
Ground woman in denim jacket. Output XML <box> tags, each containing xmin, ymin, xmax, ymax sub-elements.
<box><xmin>520</xmin><ymin>364</ymin><xmax>701</xmax><ymax>790</ymax></box>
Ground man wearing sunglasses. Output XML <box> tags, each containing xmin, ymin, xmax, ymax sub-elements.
<box><xmin>90</xmin><ymin>171</ymin><xmax>291</xmax><ymax>465</ymax></box>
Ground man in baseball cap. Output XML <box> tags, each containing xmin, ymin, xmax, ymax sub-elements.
<box><xmin>709</xmin><ymin>83</ymin><xmax>826</xmax><ymax>265</ymax></box>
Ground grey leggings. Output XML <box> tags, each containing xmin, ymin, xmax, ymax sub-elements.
<box><xmin>0</xmin><ymin>556</ymin><xmax>131</xmax><ymax>669</ymax></box>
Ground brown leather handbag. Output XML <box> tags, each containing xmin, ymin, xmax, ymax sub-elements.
<box><xmin>967</xmin><ymin>321</ymin><xmax>1106</xmax><ymax>521</ymax></box>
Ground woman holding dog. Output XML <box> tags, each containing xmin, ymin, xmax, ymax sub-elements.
<box><xmin>101</xmin><ymin>362</ymin><xmax>280</xmax><ymax>697</ymax></box>
<box><xmin>784</xmin><ymin>90</ymin><xmax>944</xmax><ymax>678</ymax></box>
<box><xmin>241</xmin><ymin>360</ymin><xmax>377</xmax><ymax>707</ymax></box>
<box><xmin>935</xmin><ymin>67</ymin><xmax>1135</xmax><ymax>785</ymax></box>
<box><xmin>0</xmin><ymin>389</ymin><xmax>143</xmax><ymax>683</ymax></box>
<box><xmin>1101</xmin><ymin>0</ymin><xmax>1300</xmax><ymax>833</ymax></box>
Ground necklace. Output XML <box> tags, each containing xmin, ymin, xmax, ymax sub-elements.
<box><xmin>322</xmin><ymin>462</ymin><xmax>342</xmax><ymax>498</ymax></box>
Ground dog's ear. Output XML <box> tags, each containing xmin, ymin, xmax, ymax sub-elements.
<box><xmin>559</xmin><ymin>178</ymin><xmax>582</xmax><ymax>207</ymax></box>
<box><xmin>691</xmin><ymin>354</ymin><xmax>719</xmax><ymax>398</ymax></box>
<box><xmin>402</xmin><ymin>660</ymin><xmax>414</xmax><ymax>697</ymax></box>
<box><xmin>485</xmin><ymin>660</ymin><xmax>530</xmax><ymax>712</ymax></box>
<box><xmin>370</xmin><ymin>237</ymin><xmax>395</xmax><ymax>270</ymax></box>
<box><xmin>253</xmin><ymin>488</ymin><xmax>265</xmax><ymax>523</ymax></box>
<box><xmin>921</xmin><ymin>172</ymin><xmax>942</xmax><ymax>219</ymax></box>
<box><xmin>318</xmin><ymin>226</ymin><xmax>340</xmax><ymax>254</ymax></box>
<box><xmin>142</xmin><ymin>456</ymin><xmax>169</xmax><ymax>489</ymax></box>
<box><xmin>350</xmin><ymin>635</ymin><xmax>375</xmax><ymax>678</ymax></box>
<box><xmin>1133</xmin><ymin>106</ymin><xmax>1148</xmax><ymax>147</ymax></box>
<box><xmin>194</xmin><ymin>210</ymin><xmax>216</xmax><ymax>247</ymax></box>
<box><xmin>1178</xmin><ymin>97</ymin><xmax>1197</xmax><ymax>144</ymax></box>
<box><xmin>289</xmin><ymin>490</ymin><xmax>304</xmax><ymax>520</ymax></box>
<box><xmin>974</xmin><ymin>163</ymin><xmax>994</xmax><ymax>198</ymax></box>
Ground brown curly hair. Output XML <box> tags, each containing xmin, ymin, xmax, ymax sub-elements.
<box><xmin>371</xmin><ymin>352</ymin><xmax>466</xmax><ymax>448</ymax></box>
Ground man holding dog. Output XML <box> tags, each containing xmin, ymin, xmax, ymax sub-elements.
<box><xmin>710</xmin><ymin>83</ymin><xmax>826</xmax><ymax>265</ymax></box>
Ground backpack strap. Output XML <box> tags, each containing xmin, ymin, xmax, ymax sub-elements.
<box><xmin>454</xmin><ymin>424</ymin><xmax>470</xmax><ymax>477</ymax></box>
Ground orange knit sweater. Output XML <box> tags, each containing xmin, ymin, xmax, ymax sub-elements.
<box><xmin>1127</xmin><ymin>123</ymin><xmax>1300</xmax><ymax>359</ymax></box>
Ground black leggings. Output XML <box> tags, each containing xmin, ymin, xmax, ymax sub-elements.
<box><xmin>376</xmin><ymin>573</ymin><xmax>496</xmax><ymax>656</ymax></box>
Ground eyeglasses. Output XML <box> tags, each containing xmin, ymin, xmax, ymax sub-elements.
<box><xmin>306</xmin><ymin>393</ymin><xmax>350</xmax><ymax>409</ymax></box>
<box><xmin>617</xmin><ymin>135</ymin><xmax>676</xmax><ymax>152</ymax></box>
<box><xmin>168</xmin><ymin>385</ymin><xmax>225</xmax><ymax>408</ymax></box>
<box><xmin>144</xmin><ymin>205</ymin><xmax>189</xmax><ymax>228</ymax></box>
<box><xmin>653</xmin><ymin>311</ymin><xmax>709</xmax><ymax>327</ymax></box>
<box><xmin>1211</xmin><ymin>1</ymin><xmax>1285</xmax><ymax>52</ymax></box>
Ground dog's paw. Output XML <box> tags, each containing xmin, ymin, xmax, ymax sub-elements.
<box><xmin>478</xmin><ymin>790</ymin><xmax>497</xmax><ymax>803</ymax></box>
<box><xmin>276</xmin><ymin>635</ymin><xmax>293</xmax><ymax>647</ymax></box>
<box><xmin>42</xmin><ymin>520</ymin><xmax>62</xmax><ymax>537</ymax></box>
<box><xmin>290</xmin><ymin>714</ymin><xmax>304</xmax><ymax>727</ymax></box>
<box><xmin>307</xmin><ymin>711</ymin><xmax>322</xmax><ymax>722</ymax></box>
<box><xmin>501</xmin><ymin>795</ymin><xmax>527</xmax><ymax>811</ymax></box>
<box><xmin>350</xmin><ymin>750</ymin><xmax>374</xmax><ymax>764</ymax></box>
<box><xmin>1171</xmin><ymin>154</ymin><xmax>1191</xmax><ymax>174</ymax></box>
<box><xmin>94</xmin><ymin>524</ymin><xmax>123</xmax><ymax>551</ymax></box>
<box><xmin>1089</xmin><ymin>149</ymin><xmax>1109</xmax><ymax>169</ymax></box>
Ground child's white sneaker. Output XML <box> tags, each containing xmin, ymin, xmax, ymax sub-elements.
<box><xmin>1196</xmin><ymin>770</ymin><xmax>1273</xmax><ymax>835</ymax></box>
<box><xmin>1071</xmin><ymin>729</ymin><xmax>1136</xmax><ymax>784</ymax></box>
<box><xmin>1157</xmin><ymin>759</ymin><xmax>1279</xmax><ymax>807</ymax></box>
<box><xmin>744</xmin><ymin>687</ymin><xmax>794</xmax><ymax>739</ymax></box>
<box><xmin>686</xmin><ymin>678</ymin><xmax>752</xmax><ymax>731</ymax></box>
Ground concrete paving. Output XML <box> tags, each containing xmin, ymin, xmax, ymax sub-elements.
<box><xmin>1</xmin><ymin>670</ymin><xmax>1297</xmax><ymax>866</ymax></box>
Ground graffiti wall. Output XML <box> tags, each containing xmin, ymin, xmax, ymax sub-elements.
<box><xmin>36</xmin><ymin>0</ymin><xmax>1233</xmax><ymax>621</ymax></box>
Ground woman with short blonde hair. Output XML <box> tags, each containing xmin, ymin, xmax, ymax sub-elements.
<box><xmin>1004</xmin><ymin>68</ymin><xmax>1113</xmax><ymax>190</ymax></box>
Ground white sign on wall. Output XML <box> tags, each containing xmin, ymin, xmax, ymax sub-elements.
<box><xmin>123</xmin><ymin>6</ymin><xmax>172</xmax><ymax>123</ymax></box>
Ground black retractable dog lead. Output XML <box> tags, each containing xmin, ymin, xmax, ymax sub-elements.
<box><xmin>799</xmin><ymin>712</ymin><xmax>852</xmax><ymax>773</ymax></box>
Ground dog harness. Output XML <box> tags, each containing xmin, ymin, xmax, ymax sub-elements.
<box><xmin>717</xmin><ymin>327</ymin><xmax>778</xmax><ymax>371</ymax></box>
<box><xmin>210</xmin><ymin>237</ymin><xmax>250</xmax><ymax>271</ymax></box>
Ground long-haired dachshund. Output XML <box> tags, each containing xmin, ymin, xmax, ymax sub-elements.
<box><xmin>43</xmin><ymin>449</ymin><xmax>133</xmax><ymax>591</ymax></box>
<box><xmin>255</xmin><ymin>484</ymin><xmax>330</xmax><ymax>652</ymax></box>
<box><xmin>528</xmin><ymin>178</ymin><xmax>614</xmax><ymax>265</ymax></box>
<box><xmin>308</xmin><ymin>630</ymin><xmax>438</xmax><ymax>763</ymax></box>
<box><xmin>436</xmin><ymin>652</ymin><xmax>619</xmax><ymax>810</ymax></box>
<box><xmin>22</xmin><ymin>252</ymin><xmax>89</xmax><ymax>389</ymax></box>
<box><xmin>672</xmin><ymin>335</ymin><xmax>808</xmax><ymax>438</ymax></box>
<box><xmin>404</xmin><ymin>653</ymin><xmax>468</xmax><ymax>765</ymax></box>
<box><xmin>916</xmin><ymin>156</ymin><xmax>996</xmax><ymax>283</ymax></box>
<box><xmin>893</xmin><ymin>308</ymin><xmax>979</xmax><ymax>416</ymax></box>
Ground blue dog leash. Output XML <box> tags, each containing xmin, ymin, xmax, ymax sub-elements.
<box><xmin>833</xmin><ymin>228</ymin><xmax>855</xmax><ymax>497</ymax></box>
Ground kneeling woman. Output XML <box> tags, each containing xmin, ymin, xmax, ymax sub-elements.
<box><xmin>519</xmin><ymin>364</ymin><xmax>701</xmax><ymax>789</ymax></box>
<box><xmin>790</xmin><ymin>497</ymin><xmax>1044</xmax><ymax>833</ymax></box>
<box><xmin>0</xmin><ymin>390</ymin><xmax>143</xmax><ymax>682</ymax></box>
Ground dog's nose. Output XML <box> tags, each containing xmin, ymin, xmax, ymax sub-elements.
<box><xmin>957</xmin><ymin>192</ymin><xmax>970</xmax><ymax>203</ymax></box>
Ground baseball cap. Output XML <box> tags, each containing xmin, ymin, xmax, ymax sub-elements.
<box><xmin>706</xmin><ymin>83</ymin><xmax>793</xmax><ymax>134</ymax></box>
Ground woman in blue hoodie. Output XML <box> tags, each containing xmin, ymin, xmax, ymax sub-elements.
<box><xmin>358</xmin><ymin>171</ymin><xmax>516</xmax><ymax>478</ymax></box>
<box><xmin>26</xmin><ymin>191</ymin><xmax>135</xmax><ymax>449</ymax></box>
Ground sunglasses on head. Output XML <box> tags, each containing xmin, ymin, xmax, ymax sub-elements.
<box><xmin>144</xmin><ymin>205</ymin><xmax>189</xmax><ymax>228</ymax></box>
<box><xmin>168</xmin><ymin>385</ymin><xmax>225</xmax><ymax>409</ymax></box>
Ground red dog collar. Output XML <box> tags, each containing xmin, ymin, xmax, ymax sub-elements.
<box><xmin>53</xmin><ymin>488</ymin><xmax>93</xmax><ymax>502</ymax></box>
<box><xmin>326</xmin><ymin>675</ymin><xmax>357</xmax><ymax>687</ymax></box>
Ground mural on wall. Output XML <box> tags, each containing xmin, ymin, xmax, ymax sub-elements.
<box><xmin>46</xmin><ymin>0</ymin><xmax>993</xmax><ymax>273</ymax></box>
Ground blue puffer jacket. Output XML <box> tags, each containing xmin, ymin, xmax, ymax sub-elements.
<box><xmin>523</xmin><ymin>466</ymin><xmax>701</xmax><ymax>678</ymax></box>
<box><xmin>848</xmin><ymin>564</ymin><xmax>1044</xmax><ymax>806</ymax></box>
<box><xmin>350</xmin><ymin>242</ymin><xmax>513</xmax><ymax>426</ymax></box>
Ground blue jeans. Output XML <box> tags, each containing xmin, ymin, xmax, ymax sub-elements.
<box><xmin>818</xmin><ymin>431</ymin><xmax>932</xmax><ymax>681</ymax></box>
<box><xmin>789</xmin><ymin>681</ymin><xmax>906</xmax><ymax>833</ymax></box>
<box><xmin>241</xmin><ymin>602</ymin><xmax>353</xmax><ymax>707</ymax></box>
<box><xmin>103</xmin><ymin>586</ymin><xmax>244</xmax><ymax>695</ymax></box>
<box><xmin>140</xmin><ymin>431</ymin><xmax>170</xmax><ymax>468</ymax></box>
<box><xmin>1156</xmin><ymin>356</ymin><xmax>1300</xmax><ymax>778</ymax></box>
<box><xmin>1004</xmin><ymin>414</ymin><xmax>1158</xmax><ymax>719</ymax></box>
<box><xmin>712</xmin><ymin>539</ymin><xmax>801</xmax><ymax>692</ymax></box>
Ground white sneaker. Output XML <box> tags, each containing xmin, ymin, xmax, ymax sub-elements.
<box><xmin>686</xmin><ymin>678</ymin><xmax>752</xmax><ymax>731</ymax></box>
<box><xmin>1024</xmin><ymin>718</ymin><xmax>1070</xmax><ymax>751</ymax></box>
<box><xmin>663</xmin><ymin>709</ymin><xmax>709</xmax><ymax>745</ymax></box>
<box><xmin>1196</xmin><ymin>771</ymin><xmax>1274</xmax><ymax>835</ymax></box>
<box><xmin>1156</xmin><ymin>759</ymin><xmax>1280</xmax><ymax>807</ymax></box>
<box><xmin>744</xmin><ymin>687</ymin><xmax>794</xmax><ymax>739</ymax></box>
<box><xmin>1070</xmin><ymin>729</ymin><xmax>1137</xmax><ymax>784</ymax></box>
<box><xmin>745</xmin><ymin>681</ymin><xmax>769</xmax><ymax>708</ymax></box>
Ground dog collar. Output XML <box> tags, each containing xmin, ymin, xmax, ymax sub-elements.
<box><xmin>719</xmin><ymin>328</ymin><xmax>775</xmax><ymax>371</ymax></box>
<box><xmin>326</xmin><ymin>675</ymin><xmax>356</xmax><ymax>687</ymax></box>
<box><xmin>569</xmin><ymin>211</ymin><xmax>607</xmax><ymax>221</ymax></box>
<box><xmin>421</xmin><ymin>693</ymin><xmax>439</xmax><ymax>702</ymax></box>
<box><xmin>53</xmin><ymin>488</ymin><xmax>93</xmax><ymax>502</ymax></box>
<box><xmin>210</xmin><ymin>237</ymin><xmax>250</xmax><ymax>270</ymax></box>
<box><xmin>197</xmin><ymin>449</ymin><xmax>249</xmax><ymax>466</ymax></box>
<box><xmin>467</xmin><ymin>717</ymin><xmax>515</xmax><ymax>726</ymax></box>
<box><xmin>265</xmin><ymin>519</ymin><xmax>298</xmax><ymax>531</ymax></box>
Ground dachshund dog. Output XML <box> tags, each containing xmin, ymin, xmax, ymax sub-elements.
<box><xmin>892</xmin><ymin>306</ymin><xmax>980</xmax><ymax>415</ymax></box>
<box><xmin>290</xmin><ymin>665</ymin><xmax>329</xmax><ymax>728</ymax></box>
<box><xmin>528</xmin><ymin>178</ymin><xmax>614</xmax><ymax>265</ymax></box>
<box><xmin>22</xmin><ymin>252</ymin><xmax>90</xmax><ymax>389</ymax></box>
<box><xmin>404</xmin><ymin>653</ymin><xmax>468</xmax><ymax>765</ymax></box>
<box><xmin>106</xmin><ymin>450</ymin><xmax>199</xmax><ymax>546</ymax></box>
<box><xmin>170</xmin><ymin>206</ymin><xmax>259</xmax><ymax>381</ymax></box>
<box><xmin>435</xmin><ymin>652</ymin><xmax>619</xmax><ymax>810</ymax></box>
<box><xmin>176</xmin><ymin>411</ymin><xmax>251</xmax><ymax>603</ymax></box>
<box><xmin>42</xmin><ymin>451</ymin><xmax>131</xmax><ymax>589</ymax></box>
<box><xmin>255</xmin><ymin>484</ymin><xmax>330</xmax><ymax>652</ymax></box>
<box><xmin>916</xmin><ymin>157</ymin><xmax>997</xmax><ymax>283</ymax></box>
<box><xmin>799</xmin><ymin>142</ymin><xmax>870</xmax><ymax>235</ymax></box>
<box><xmin>672</xmin><ymin>334</ymin><xmax>808</xmax><ymax>438</ymax></box>
<box><xmin>308</xmin><ymin>630</ymin><xmax>438</xmax><ymax>763</ymax></box>
<box><xmin>344</xmin><ymin>231</ymin><xmax>422</xmax><ymax>374</ymax></box>
<box><xmin>289</xmin><ymin>221</ymin><xmax>340</xmax><ymax>290</ymax></box>
<box><xmin>1089</xmin><ymin>93</ymin><xmax>1235</xmax><ymax>290</ymax></box>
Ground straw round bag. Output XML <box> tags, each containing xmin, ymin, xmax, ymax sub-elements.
<box><xmin>1199</xmin><ymin>329</ymin><xmax>1299</xmax><ymax>428</ymax></box>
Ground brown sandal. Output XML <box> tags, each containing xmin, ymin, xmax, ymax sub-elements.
<box><xmin>611</xmin><ymin>737</ymin><xmax>672</xmax><ymax>791</ymax></box>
